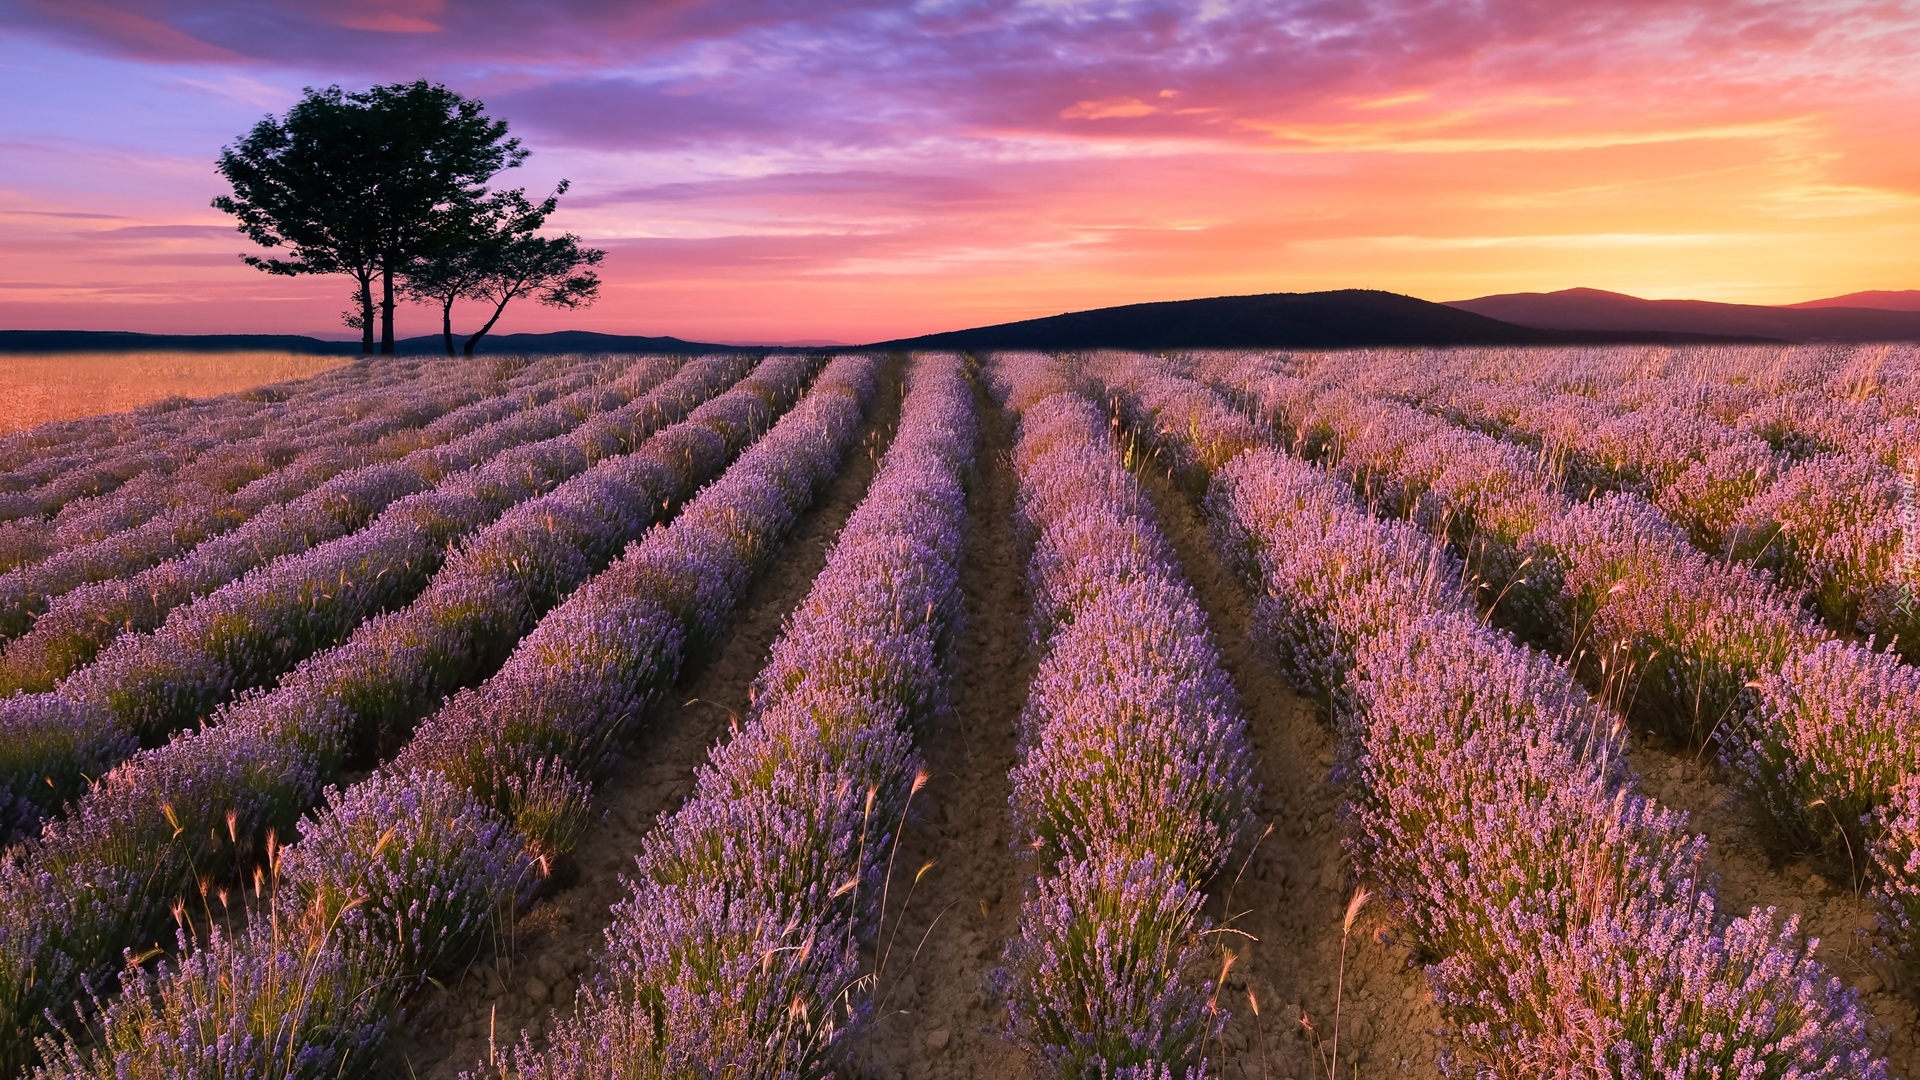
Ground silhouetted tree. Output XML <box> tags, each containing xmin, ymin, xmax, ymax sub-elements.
<box><xmin>402</xmin><ymin>182</ymin><xmax>603</xmax><ymax>355</ymax></box>
<box><xmin>404</xmin><ymin>184</ymin><xmax>604</xmax><ymax>355</ymax></box>
<box><xmin>214</xmin><ymin>81</ymin><xmax>525</xmax><ymax>354</ymax></box>
<box><xmin>460</xmin><ymin>233</ymin><xmax>604</xmax><ymax>356</ymax></box>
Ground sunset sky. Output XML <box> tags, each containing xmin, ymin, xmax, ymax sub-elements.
<box><xmin>2</xmin><ymin>1</ymin><xmax>1918</xmax><ymax>345</ymax></box>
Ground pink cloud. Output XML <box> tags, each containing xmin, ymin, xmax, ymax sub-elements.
<box><xmin>0</xmin><ymin>1</ymin><xmax>1917</xmax><ymax>341</ymax></box>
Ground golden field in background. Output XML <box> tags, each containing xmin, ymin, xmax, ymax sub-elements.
<box><xmin>0</xmin><ymin>352</ymin><xmax>352</xmax><ymax>435</ymax></box>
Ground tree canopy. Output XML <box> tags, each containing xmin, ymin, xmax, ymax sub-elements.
<box><xmin>214</xmin><ymin>81</ymin><xmax>537</xmax><ymax>355</ymax></box>
<box><xmin>401</xmin><ymin>182</ymin><xmax>605</xmax><ymax>356</ymax></box>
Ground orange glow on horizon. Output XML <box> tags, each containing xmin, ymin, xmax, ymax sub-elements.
<box><xmin>1</xmin><ymin>1</ymin><xmax>1917</xmax><ymax>343</ymax></box>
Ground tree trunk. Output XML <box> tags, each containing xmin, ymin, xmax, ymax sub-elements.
<box><xmin>440</xmin><ymin>297</ymin><xmax>456</xmax><ymax>357</ymax></box>
<box><xmin>463</xmin><ymin>295</ymin><xmax>514</xmax><ymax>356</ymax></box>
<box><xmin>379</xmin><ymin>262</ymin><xmax>396</xmax><ymax>355</ymax></box>
<box><xmin>358</xmin><ymin>276</ymin><xmax>376</xmax><ymax>356</ymax></box>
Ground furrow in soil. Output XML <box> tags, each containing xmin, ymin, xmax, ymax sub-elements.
<box><xmin>853</xmin><ymin>376</ymin><xmax>1033</xmax><ymax>1080</ymax></box>
<box><xmin>1134</xmin><ymin>460</ymin><xmax>1449</xmax><ymax>1080</ymax></box>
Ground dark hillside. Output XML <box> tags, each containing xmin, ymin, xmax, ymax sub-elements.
<box><xmin>871</xmin><ymin>289</ymin><xmax>1770</xmax><ymax>350</ymax></box>
<box><xmin>1447</xmin><ymin>287</ymin><xmax>1920</xmax><ymax>342</ymax></box>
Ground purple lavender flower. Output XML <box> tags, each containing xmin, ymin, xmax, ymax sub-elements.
<box><xmin>279</xmin><ymin>769</ymin><xmax>534</xmax><ymax>980</ymax></box>
<box><xmin>30</xmin><ymin>922</ymin><xmax>392</xmax><ymax>1080</ymax></box>
<box><xmin>995</xmin><ymin>853</ymin><xmax>1221</xmax><ymax>1080</ymax></box>
<box><xmin>506</xmin><ymin>353</ymin><xmax>954</xmax><ymax>1078</ymax></box>
<box><xmin>1106</xmin><ymin>351</ymin><xmax>1885</xmax><ymax>1076</ymax></box>
<box><xmin>0</xmin><ymin>355</ymin><xmax>791</xmax><ymax>1069</ymax></box>
<box><xmin>47</xmin><ymin>355</ymin><xmax>878</xmax><ymax>1080</ymax></box>
<box><xmin>1732</xmin><ymin>640</ymin><xmax>1920</xmax><ymax>867</ymax></box>
<box><xmin>984</xmin><ymin>361</ymin><xmax>1255</xmax><ymax>1073</ymax></box>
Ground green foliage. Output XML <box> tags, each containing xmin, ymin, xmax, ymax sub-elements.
<box><xmin>402</xmin><ymin>183</ymin><xmax>606</xmax><ymax>356</ymax></box>
<box><xmin>213</xmin><ymin>81</ymin><xmax>527</xmax><ymax>354</ymax></box>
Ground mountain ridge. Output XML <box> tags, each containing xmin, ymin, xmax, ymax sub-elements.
<box><xmin>1444</xmin><ymin>287</ymin><xmax>1920</xmax><ymax>342</ymax></box>
<box><xmin>1785</xmin><ymin>289</ymin><xmax>1920</xmax><ymax>312</ymax></box>
<box><xmin>867</xmin><ymin>289</ymin><xmax>1769</xmax><ymax>350</ymax></box>
<box><xmin>15</xmin><ymin>285</ymin><xmax>1919</xmax><ymax>358</ymax></box>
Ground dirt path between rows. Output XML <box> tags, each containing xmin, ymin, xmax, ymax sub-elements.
<box><xmin>382</xmin><ymin>361</ymin><xmax>905</xmax><ymax>1080</ymax></box>
<box><xmin>1630</xmin><ymin>736</ymin><xmax>1918</xmax><ymax>1078</ymax></box>
<box><xmin>852</xmin><ymin>376</ymin><xmax>1033</xmax><ymax>1080</ymax></box>
<box><xmin>1135</xmin><ymin>462</ymin><xmax>1449</xmax><ymax>1080</ymax></box>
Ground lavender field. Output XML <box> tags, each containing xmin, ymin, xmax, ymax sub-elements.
<box><xmin>1</xmin><ymin>346</ymin><xmax>1917</xmax><ymax>1078</ymax></box>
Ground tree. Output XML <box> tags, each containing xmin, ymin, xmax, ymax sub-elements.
<box><xmin>214</xmin><ymin>81</ymin><xmax>525</xmax><ymax>354</ymax></box>
<box><xmin>402</xmin><ymin>183</ymin><xmax>581</xmax><ymax>356</ymax></box>
<box><xmin>457</xmin><ymin>231</ymin><xmax>604</xmax><ymax>356</ymax></box>
<box><xmin>403</xmin><ymin>183</ymin><xmax>605</xmax><ymax>356</ymax></box>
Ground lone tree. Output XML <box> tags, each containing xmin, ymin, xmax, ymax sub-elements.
<box><xmin>402</xmin><ymin>181</ymin><xmax>605</xmax><ymax>355</ymax></box>
<box><xmin>213</xmin><ymin>81</ymin><xmax>525</xmax><ymax>354</ymax></box>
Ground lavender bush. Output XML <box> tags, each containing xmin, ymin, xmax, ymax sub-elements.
<box><xmin>278</xmin><ymin>769</ymin><xmax>534</xmax><ymax>980</ymax></box>
<box><xmin>1731</xmin><ymin>453</ymin><xmax>1913</xmax><ymax>648</ymax></box>
<box><xmin>1730</xmin><ymin>641</ymin><xmax>1920</xmax><ymax>868</ymax></box>
<box><xmin>993</xmin><ymin>853</ymin><xmax>1217</xmax><ymax>1080</ymax></box>
<box><xmin>30</xmin><ymin>922</ymin><xmax>391</xmax><ymax>1080</ymax></box>
<box><xmin>509</xmin><ymin>352</ymin><xmax>969</xmax><ymax>1077</ymax></box>
<box><xmin>1873</xmin><ymin>774</ymin><xmax>1920</xmax><ymax>963</ymax></box>
<box><xmin>986</xmin><ymin>361</ymin><xmax>1254</xmax><ymax>1075</ymax></box>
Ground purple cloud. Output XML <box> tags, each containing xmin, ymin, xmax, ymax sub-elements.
<box><xmin>9</xmin><ymin>1</ymin><xmax>1909</xmax><ymax>157</ymax></box>
<box><xmin>94</xmin><ymin>223</ymin><xmax>236</xmax><ymax>239</ymax></box>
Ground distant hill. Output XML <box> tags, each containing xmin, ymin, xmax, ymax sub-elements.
<box><xmin>0</xmin><ymin>329</ymin><xmax>750</xmax><ymax>356</ymax></box>
<box><xmin>1445</xmin><ymin>288</ymin><xmax>1920</xmax><ymax>343</ymax></box>
<box><xmin>8</xmin><ymin>288</ymin><xmax>1828</xmax><ymax>360</ymax></box>
<box><xmin>438</xmin><ymin>330</ymin><xmax>747</xmax><ymax>355</ymax></box>
<box><xmin>869</xmin><ymin>289</ymin><xmax>1770</xmax><ymax>351</ymax></box>
<box><xmin>1786</xmin><ymin>290</ymin><xmax>1920</xmax><ymax>312</ymax></box>
<box><xmin>0</xmin><ymin>330</ymin><xmax>361</xmax><ymax>355</ymax></box>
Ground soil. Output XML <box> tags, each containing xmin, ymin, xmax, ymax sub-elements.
<box><xmin>849</xmin><ymin>373</ymin><xmax>1034</xmax><ymax>1080</ymax></box>
<box><xmin>1134</xmin><ymin>463</ymin><xmax>1449</xmax><ymax>1080</ymax></box>
<box><xmin>1631</xmin><ymin>737</ymin><xmax>1919</xmax><ymax>1078</ymax></box>
<box><xmin>380</xmin><ymin>362</ymin><xmax>905</xmax><ymax>1080</ymax></box>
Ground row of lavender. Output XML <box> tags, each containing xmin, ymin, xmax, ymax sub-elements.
<box><xmin>25</xmin><ymin>354</ymin><xmax>881</xmax><ymax>1079</ymax></box>
<box><xmin>0</xmin><ymin>354</ymin><xmax>439</xmax><ymax>480</ymax></box>
<box><xmin>0</xmin><ymin>354</ymin><xmax>720</xmax><ymax>846</ymax></box>
<box><xmin>0</xmin><ymin>355</ymin><xmax>653</xmax><ymax>695</ymax></box>
<box><xmin>985</xmin><ymin>357</ymin><xmax>1257</xmax><ymax>1075</ymax></box>
<box><xmin>0</xmin><ymin>355</ymin><xmax>467</xmax><ymax>530</ymax></box>
<box><xmin>1284</xmin><ymin>342</ymin><xmax>1920</xmax><ymax>470</ymax></box>
<box><xmin>1090</xmin><ymin>354</ymin><xmax>1884</xmax><ymax>1074</ymax></box>
<box><xmin>1186</xmin><ymin>351</ymin><xmax>1920</xmax><ymax>972</ymax></box>
<box><xmin>0</xmin><ymin>353</ymin><xmax>609</xmax><ymax>643</ymax></box>
<box><xmin>0</xmin><ymin>359</ymin><xmax>403</xmax><ymax>504</ymax></box>
<box><xmin>503</xmin><ymin>352</ymin><xmax>970</xmax><ymax>1076</ymax></box>
<box><xmin>0</xmin><ymin>355</ymin><xmax>461</xmax><ymax>569</ymax></box>
<box><xmin>8</xmin><ymin>354</ymin><xmax>631</xmax><ymax>576</ymax></box>
<box><xmin>1271</xmin><ymin>347</ymin><xmax>1917</xmax><ymax>651</ymax></box>
<box><xmin>5</xmin><ymin>354</ymin><xmax>672</xmax><ymax>694</ymax></box>
<box><xmin>47</xmin><ymin>356</ymin><xmax>537</xmax><ymax>531</ymax></box>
